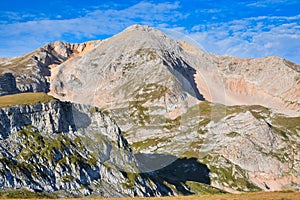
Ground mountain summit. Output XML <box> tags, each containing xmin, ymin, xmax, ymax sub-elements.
<box><xmin>50</xmin><ymin>24</ymin><xmax>203</xmax><ymax>113</ymax></box>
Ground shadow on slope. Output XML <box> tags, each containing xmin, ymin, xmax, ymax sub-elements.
<box><xmin>162</xmin><ymin>53</ymin><xmax>205</xmax><ymax>101</ymax></box>
<box><xmin>136</xmin><ymin>153</ymin><xmax>210</xmax><ymax>195</ymax></box>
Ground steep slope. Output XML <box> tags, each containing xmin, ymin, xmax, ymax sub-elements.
<box><xmin>0</xmin><ymin>93</ymin><xmax>169</xmax><ymax>197</ymax></box>
<box><xmin>199</xmin><ymin>54</ymin><xmax>300</xmax><ymax>116</ymax></box>
<box><xmin>50</xmin><ymin>25</ymin><xmax>202</xmax><ymax>113</ymax></box>
<box><xmin>175</xmin><ymin>41</ymin><xmax>300</xmax><ymax>116</ymax></box>
<box><xmin>0</xmin><ymin>40</ymin><xmax>100</xmax><ymax>95</ymax></box>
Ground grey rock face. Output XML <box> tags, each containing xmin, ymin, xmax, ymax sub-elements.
<box><xmin>0</xmin><ymin>73</ymin><xmax>19</xmax><ymax>96</ymax></box>
<box><xmin>0</xmin><ymin>101</ymin><xmax>165</xmax><ymax>197</ymax></box>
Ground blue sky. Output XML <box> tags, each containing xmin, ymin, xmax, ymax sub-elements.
<box><xmin>0</xmin><ymin>0</ymin><xmax>300</xmax><ymax>64</ymax></box>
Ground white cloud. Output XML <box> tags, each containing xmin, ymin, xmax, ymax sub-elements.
<box><xmin>1</xmin><ymin>2</ymin><xmax>299</xmax><ymax>65</ymax></box>
<box><xmin>0</xmin><ymin>1</ymin><xmax>183</xmax><ymax>57</ymax></box>
<box><xmin>246</xmin><ymin>0</ymin><xmax>298</xmax><ymax>7</ymax></box>
<box><xmin>180</xmin><ymin>15</ymin><xmax>300</xmax><ymax>64</ymax></box>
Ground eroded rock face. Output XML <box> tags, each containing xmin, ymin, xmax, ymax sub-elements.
<box><xmin>45</xmin><ymin>25</ymin><xmax>300</xmax><ymax>193</ymax></box>
<box><xmin>0</xmin><ymin>40</ymin><xmax>101</xmax><ymax>94</ymax></box>
<box><xmin>203</xmin><ymin>111</ymin><xmax>300</xmax><ymax>191</ymax></box>
<box><xmin>46</xmin><ymin>25</ymin><xmax>300</xmax><ymax>117</ymax></box>
<box><xmin>215</xmin><ymin>56</ymin><xmax>300</xmax><ymax>116</ymax></box>
<box><xmin>1</xmin><ymin>25</ymin><xmax>299</xmax><ymax>115</ymax></box>
<box><xmin>0</xmin><ymin>101</ymin><xmax>165</xmax><ymax>197</ymax></box>
<box><xmin>124</xmin><ymin>102</ymin><xmax>300</xmax><ymax>193</ymax></box>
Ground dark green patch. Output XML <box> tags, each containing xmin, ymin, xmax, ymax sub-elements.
<box><xmin>0</xmin><ymin>189</ymin><xmax>53</xmax><ymax>199</ymax></box>
<box><xmin>186</xmin><ymin>181</ymin><xmax>227</xmax><ymax>194</ymax></box>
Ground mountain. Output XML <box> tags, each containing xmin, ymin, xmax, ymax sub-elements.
<box><xmin>0</xmin><ymin>24</ymin><xmax>299</xmax><ymax>196</ymax></box>
<box><xmin>49</xmin><ymin>25</ymin><xmax>300</xmax><ymax>116</ymax></box>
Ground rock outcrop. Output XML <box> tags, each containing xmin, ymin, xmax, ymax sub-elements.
<box><xmin>0</xmin><ymin>73</ymin><xmax>19</xmax><ymax>96</ymax></box>
<box><xmin>0</xmin><ymin>100</ymin><xmax>166</xmax><ymax>197</ymax></box>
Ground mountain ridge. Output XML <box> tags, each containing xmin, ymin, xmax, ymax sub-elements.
<box><xmin>46</xmin><ymin>24</ymin><xmax>300</xmax><ymax>116</ymax></box>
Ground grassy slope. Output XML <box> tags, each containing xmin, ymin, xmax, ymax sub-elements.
<box><xmin>0</xmin><ymin>92</ymin><xmax>56</xmax><ymax>108</ymax></box>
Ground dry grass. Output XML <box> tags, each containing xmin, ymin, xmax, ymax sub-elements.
<box><xmin>100</xmin><ymin>191</ymin><xmax>299</xmax><ymax>200</ymax></box>
<box><xmin>1</xmin><ymin>191</ymin><xmax>299</xmax><ymax>200</ymax></box>
<box><xmin>0</xmin><ymin>92</ymin><xmax>56</xmax><ymax>108</ymax></box>
<box><xmin>99</xmin><ymin>191</ymin><xmax>298</xmax><ymax>200</ymax></box>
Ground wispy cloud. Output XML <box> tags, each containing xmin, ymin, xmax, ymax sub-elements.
<box><xmin>0</xmin><ymin>1</ymin><xmax>299</xmax><ymax>65</ymax></box>
<box><xmin>176</xmin><ymin>15</ymin><xmax>300</xmax><ymax>64</ymax></box>
<box><xmin>246</xmin><ymin>0</ymin><xmax>299</xmax><ymax>7</ymax></box>
<box><xmin>0</xmin><ymin>1</ymin><xmax>183</xmax><ymax>57</ymax></box>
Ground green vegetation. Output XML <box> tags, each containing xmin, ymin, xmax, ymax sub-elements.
<box><xmin>283</xmin><ymin>59</ymin><xmax>300</xmax><ymax>73</ymax></box>
<box><xmin>183</xmin><ymin>151</ymin><xmax>201</xmax><ymax>159</ymax></box>
<box><xmin>121</xmin><ymin>171</ymin><xmax>137</xmax><ymax>189</ymax></box>
<box><xmin>114</xmin><ymin>90</ymin><xmax>299</xmax><ymax>194</ymax></box>
<box><xmin>129</xmin><ymin>100</ymin><xmax>150</xmax><ymax>125</ymax></box>
<box><xmin>123</xmin><ymin>62</ymin><xmax>137</xmax><ymax>72</ymax></box>
<box><xmin>0</xmin><ymin>92</ymin><xmax>56</xmax><ymax>108</ymax></box>
<box><xmin>186</xmin><ymin>181</ymin><xmax>226</xmax><ymax>195</ymax></box>
<box><xmin>163</xmin><ymin>116</ymin><xmax>181</xmax><ymax>130</ymax></box>
<box><xmin>89</xmin><ymin>106</ymin><xmax>99</xmax><ymax>113</ymax></box>
<box><xmin>182</xmin><ymin>101</ymin><xmax>245</xmax><ymax>125</ymax></box>
<box><xmin>0</xmin><ymin>189</ymin><xmax>53</xmax><ymax>199</ymax></box>
<box><xmin>200</xmin><ymin>155</ymin><xmax>262</xmax><ymax>192</ymax></box>
<box><xmin>226</xmin><ymin>132</ymin><xmax>240</xmax><ymax>137</ymax></box>
<box><xmin>248</xmin><ymin>105</ymin><xmax>271</xmax><ymax>119</ymax></box>
<box><xmin>136</xmin><ymin>48</ymin><xmax>157</xmax><ymax>60</ymax></box>
<box><xmin>131</xmin><ymin>137</ymin><xmax>169</xmax><ymax>152</ymax></box>
<box><xmin>61</xmin><ymin>175</ymin><xmax>75</xmax><ymax>183</ymax></box>
<box><xmin>129</xmin><ymin>83</ymin><xmax>169</xmax><ymax>125</ymax></box>
<box><xmin>272</xmin><ymin>114</ymin><xmax>300</xmax><ymax>131</ymax></box>
<box><xmin>10</xmin><ymin>126</ymin><xmax>97</xmax><ymax>179</ymax></box>
<box><xmin>295</xmin><ymin>76</ymin><xmax>300</xmax><ymax>84</ymax></box>
<box><xmin>0</xmin><ymin>52</ymin><xmax>34</xmax><ymax>74</ymax></box>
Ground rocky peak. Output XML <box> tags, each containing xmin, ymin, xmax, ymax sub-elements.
<box><xmin>49</xmin><ymin>25</ymin><xmax>203</xmax><ymax>114</ymax></box>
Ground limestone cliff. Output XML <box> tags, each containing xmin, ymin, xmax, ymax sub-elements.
<box><xmin>0</xmin><ymin>99</ymin><xmax>166</xmax><ymax>197</ymax></box>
